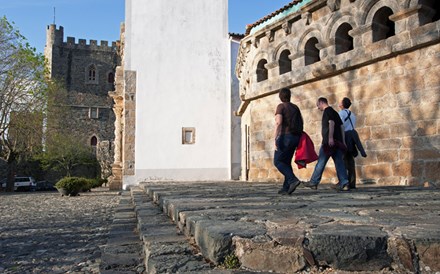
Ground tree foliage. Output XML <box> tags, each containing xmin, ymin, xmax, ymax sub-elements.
<box><xmin>0</xmin><ymin>16</ymin><xmax>47</xmax><ymax>190</ymax></box>
<box><xmin>38</xmin><ymin>132</ymin><xmax>99</xmax><ymax>177</ymax></box>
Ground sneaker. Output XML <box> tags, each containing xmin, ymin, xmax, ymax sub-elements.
<box><xmin>287</xmin><ymin>180</ymin><xmax>301</xmax><ymax>195</ymax></box>
<box><xmin>302</xmin><ymin>181</ymin><xmax>318</xmax><ymax>190</ymax></box>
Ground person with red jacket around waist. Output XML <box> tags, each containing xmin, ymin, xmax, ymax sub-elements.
<box><xmin>273</xmin><ymin>88</ymin><xmax>304</xmax><ymax>195</ymax></box>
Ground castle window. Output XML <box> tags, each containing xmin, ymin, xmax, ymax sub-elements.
<box><xmin>418</xmin><ymin>0</ymin><xmax>440</xmax><ymax>25</ymax></box>
<box><xmin>182</xmin><ymin>127</ymin><xmax>195</xmax><ymax>144</ymax></box>
<box><xmin>86</xmin><ymin>64</ymin><xmax>99</xmax><ymax>84</ymax></box>
<box><xmin>305</xmin><ymin>37</ymin><xmax>320</xmax><ymax>66</ymax></box>
<box><xmin>256</xmin><ymin>59</ymin><xmax>268</xmax><ymax>82</ymax></box>
<box><xmin>91</xmin><ymin>136</ymin><xmax>97</xmax><ymax>155</ymax></box>
<box><xmin>372</xmin><ymin>7</ymin><xmax>395</xmax><ymax>43</ymax></box>
<box><xmin>279</xmin><ymin>50</ymin><xmax>292</xmax><ymax>75</ymax></box>
<box><xmin>108</xmin><ymin>72</ymin><xmax>115</xmax><ymax>84</ymax></box>
<box><xmin>88</xmin><ymin>65</ymin><xmax>96</xmax><ymax>81</ymax></box>
<box><xmin>91</xmin><ymin>136</ymin><xmax>98</xmax><ymax>146</ymax></box>
<box><xmin>335</xmin><ymin>23</ymin><xmax>354</xmax><ymax>55</ymax></box>
<box><xmin>89</xmin><ymin>107</ymin><xmax>99</xmax><ymax>119</ymax></box>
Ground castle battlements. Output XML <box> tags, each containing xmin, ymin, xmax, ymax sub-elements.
<box><xmin>46</xmin><ymin>24</ymin><xmax>118</xmax><ymax>52</ymax></box>
<box><xmin>65</xmin><ymin>37</ymin><xmax>118</xmax><ymax>51</ymax></box>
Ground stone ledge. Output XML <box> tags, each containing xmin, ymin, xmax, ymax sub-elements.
<box><xmin>137</xmin><ymin>182</ymin><xmax>440</xmax><ymax>273</ymax></box>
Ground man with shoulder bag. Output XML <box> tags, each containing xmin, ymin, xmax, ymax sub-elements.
<box><xmin>338</xmin><ymin>97</ymin><xmax>367</xmax><ymax>189</ymax></box>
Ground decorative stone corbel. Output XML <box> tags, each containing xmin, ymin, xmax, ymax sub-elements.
<box><xmin>327</xmin><ymin>0</ymin><xmax>341</xmax><ymax>12</ymax></box>
<box><xmin>266</xmin><ymin>30</ymin><xmax>275</xmax><ymax>42</ymax></box>
<box><xmin>252</xmin><ymin>37</ymin><xmax>260</xmax><ymax>48</ymax></box>
<box><xmin>282</xmin><ymin>22</ymin><xmax>291</xmax><ymax>35</ymax></box>
<box><xmin>302</xmin><ymin>12</ymin><xmax>312</xmax><ymax>25</ymax></box>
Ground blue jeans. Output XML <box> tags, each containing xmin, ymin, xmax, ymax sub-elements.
<box><xmin>310</xmin><ymin>145</ymin><xmax>349</xmax><ymax>186</ymax></box>
<box><xmin>274</xmin><ymin>133</ymin><xmax>300</xmax><ymax>190</ymax></box>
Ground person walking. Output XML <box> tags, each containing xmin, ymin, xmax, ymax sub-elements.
<box><xmin>302</xmin><ymin>97</ymin><xmax>350</xmax><ymax>191</ymax></box>
<box><xmin>274</xmin><ymin>88</ymin><xmax>304</xmax><ymax>195</ymax></box>
<box><xmin>338</xmin><ymin>97</ymin><xmax>367</xmax><ymax>189</ymax></box>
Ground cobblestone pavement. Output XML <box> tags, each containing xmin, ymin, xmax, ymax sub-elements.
<box><xmin>0</xmin><ymin>188</ymin><xmax>120</xmax><ymax>274</ymax></box>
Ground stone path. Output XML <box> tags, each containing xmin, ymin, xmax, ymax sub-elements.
<box><xmin>0</xmin><ymin>188</ymin><xmax>143</xmax><ymax>274</ymax></box>
<box><xmin>1</xmin><ymin>183</ymin><xmax>439</xmax><ymax>274</ymax></box>
<box><xmin>134</xmin><ymin>181</ymin><xmax>440</xmax><ymax>274</ymax></box>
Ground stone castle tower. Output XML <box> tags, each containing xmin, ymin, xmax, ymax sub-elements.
<box><xmin>44</xmin><ymin>24</ymin><xmax>121</xmax><ymax>178</ymax></box>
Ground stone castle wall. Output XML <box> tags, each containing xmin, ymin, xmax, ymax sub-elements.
<box><xmin>236</xmin><ymin>0</ymin><xmax>440</xmax><ymax>186</ymax></box>
<box><xmin>45</xmin><ymin>25</ymin><xmax>120</xmax><ymax>179</ymax></box>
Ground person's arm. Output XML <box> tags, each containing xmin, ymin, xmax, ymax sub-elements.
<box><xmin>328</xmin><ymin>120</ymin><xmax>335</xmax><ymax>146</ymax></box>
<box><xmin>341</xmin><ymin>124</ymin><xmax>346</xmax><ymax>145</ymax></box>
<box><xmin>274</xmin><ymin>114</ymin><xmax>282</xmax><ymax>150</ymax></box>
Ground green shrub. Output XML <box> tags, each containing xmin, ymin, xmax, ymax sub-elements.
<box><xmin>222</xmin><ymin>253</ymin><xmax>240</xmax><ymax>269</ymax></box>
<box><xmin>89</xmin><ymin>178</ymin><xmax>106</xmax><ymax>188</ymax></box>
<box><xmin>55</xmin><ymin>177</ymin><xmax>89</xmax><ymax>196</ymax></box>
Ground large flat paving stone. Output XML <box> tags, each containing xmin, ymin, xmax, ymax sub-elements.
<box><xmin>137</xmin><ymin>182</ymin><xmax>440</xmax><ymax>273</ymax></box>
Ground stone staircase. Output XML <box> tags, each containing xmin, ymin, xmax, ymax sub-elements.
<box><xmin>111</xmin><ymin>182</ymin><xmax>440</xmax><ymax>273</ymax></box>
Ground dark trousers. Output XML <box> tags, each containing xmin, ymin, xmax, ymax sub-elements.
<box><xmin>274</xmin><ymin>133</ymin><xmax>300</xmax><ymax>191</ymax></box>
<box><xmin>344</xmin><ymin>152</ymin><xmax>356</xmax><ymax>188</ymax></box>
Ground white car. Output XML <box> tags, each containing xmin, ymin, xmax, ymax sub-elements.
<box><xmin>1</xmin><ymin>176</ymin><xmax>36</xmax><ymax>191</ymax></box>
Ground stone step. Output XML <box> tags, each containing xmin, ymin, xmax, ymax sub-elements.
<box><xmin>130</xmin><ymin>187</ymin><xmax>217</xmax><ymax>273</ymax></box>
<box><xmin>100</xmin><ymin>192</ymin><xmax>145</xmax><ymax>274</ymax></box>
<box><xmin>139</xmin><ymin>181</ymin><xmax>440</xmax><ymax>273</ymax></box>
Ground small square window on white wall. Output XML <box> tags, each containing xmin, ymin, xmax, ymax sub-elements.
<box><xmin>182</xmin><ymin>127</ymin><xmax>195</xmax><ymax>144</ymax></box>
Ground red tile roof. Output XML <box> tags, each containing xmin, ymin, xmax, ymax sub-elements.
<box><xmin>245</xmin><ymin>0</ymin><xmax>307</xmax><ymax>35</ymax></box>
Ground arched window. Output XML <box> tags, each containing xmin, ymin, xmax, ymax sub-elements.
<box><xmin>279</xmin><ymin>50</ymin><xmax>292</xmax><ymax>75</ymax></box>
<box><xmin>88</xmin><ymin>65</ymin><xmax>97</xmax><ymax>81</ymax></box>
<box><xmin>304</xmin><ymin>38</ymin><xmax>320</xmax><ymax>66</ymax></box>
<box><xmin>108</xmin><ymin>72</ymin><xmax>115</xmax><ymax>84</ymax></box>
<box><xmin>372</xmin><ymin>7</ymin><xmax>395</xmax><ymax>43</ymax></box>
<box><xmin>256</xmin><ymin>59</ymin><xmax>268</xmax><ymax>82</ymax></box>
<box><xmin>335</xmin><ymin>23</ymin><xmax>354</xmax><ymax>55</ymax></box>
<box><xmin>91</xmin><ymin>136</ymin><xmax>97</xmax><ymax>147</ymax></box>
<box><xmin>90</xmin><ymin>136</ymin><xmax>98</xmax><ymax>155</ymax></box>
<box><xmin>418</xmin><ymin>0</ymin><xmax>440</xmax><ymax>26</ymax></box>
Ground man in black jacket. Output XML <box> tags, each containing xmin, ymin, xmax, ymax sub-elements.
<box><xmin>302</xmin><ymin>97</ymin><xmax>349</xmax><ymax>191</ymax></box>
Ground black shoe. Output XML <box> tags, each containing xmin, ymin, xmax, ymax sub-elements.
<box><xmin>302</xmin><ymin>181</ymin><xmax>318</xmax><ymax>190</ymax></box>
<box><xmin>278</xmin><ymin>189</ymin><xmax>288</xmax><ymax>195</ymax></box>
<box><xmin>287</xmin><ymin>181</ymin><xmax>301</xmax><ymax>195</ymax></box>
<box><xmin>331</xmin><ymin>183</ymin><xmax>350</xmax><ymax>191</ymax></box>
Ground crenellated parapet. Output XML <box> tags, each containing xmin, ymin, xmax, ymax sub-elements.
<box><xmin>64</xmin><ymin>37</ymin><xmax>119</xmax><ymax>52</ymax></box>
<box><xmin>46</xmin><ymin>24</ymin><xmax>118</xmax><ymax>52</ymax></box>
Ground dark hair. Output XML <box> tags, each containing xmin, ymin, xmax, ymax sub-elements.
<box><xmin>317</xmin><ymin>97</ymin><xmax>328</xmax><ymax>104</ymax></box>
<box><xmin>279</xmin><ymin>88</ymin><xmax>291</xmax><ymax>102</ymax></box>
<box><xmin>342</xmin><ymin>97</ymin><xmax>352</xmax><ymax>108</ymax></box>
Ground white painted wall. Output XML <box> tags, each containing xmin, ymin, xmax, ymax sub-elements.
<box><xmin>124</xmin><ymin>0</ymin><xmax>231</xmax><ymax>185</ymax></box>
<box><xmin>230</xmin><ymin>38</ymin><xmax>242</xmax><ymax>180</ymax></box>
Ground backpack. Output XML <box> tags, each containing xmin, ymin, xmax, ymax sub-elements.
<box><xmin>288</xmin><ymin>103</ymin><xmax>304</xmax><ymax>135</ymax></box>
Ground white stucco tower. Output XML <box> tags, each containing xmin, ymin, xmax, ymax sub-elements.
<box><xmin>120</xmin><ymin>0</ymin><xmax>238</xmax><ymax>187</ymax></box>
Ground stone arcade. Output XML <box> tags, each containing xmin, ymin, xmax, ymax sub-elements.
<box><xmin>235</xmin><ymin>0</ymin><xmax>440</xmax><ymax>186</ymax></box>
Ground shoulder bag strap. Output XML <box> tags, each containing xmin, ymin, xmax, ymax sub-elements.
<box><xmin>344</xmin><ymin>110</ymin><xmax>354</xmax><ymax>129</ymax></box>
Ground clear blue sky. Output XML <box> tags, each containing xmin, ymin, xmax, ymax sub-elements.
<box><xmin>1</xmin><ymin>0</ymin><xmax>293</xmax><ymax>54</ymax></box>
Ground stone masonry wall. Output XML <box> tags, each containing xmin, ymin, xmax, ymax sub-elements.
<box><xmin>236</xmin><ymin>0</ymin><xmax>440</xmax><ymax>186</ymax></box>
<box><xmin>45</xmin><ymin>25</ymin><xmax>120</xmax><ymax>179</ymax></box>
<box><xmin>244</xmin><ymin>43</ymin><xmax>440</xmax><ymax>186</ymax></box>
